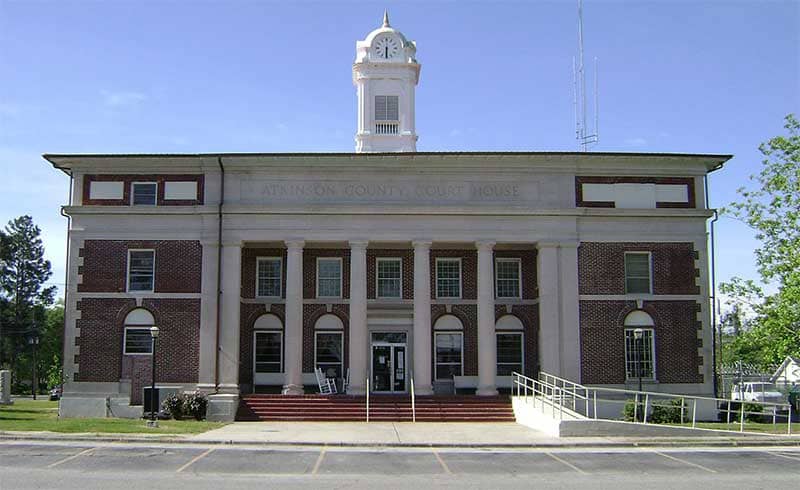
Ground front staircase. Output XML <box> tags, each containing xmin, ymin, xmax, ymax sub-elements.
<box><xmin>237</xmin><ymin>394</ymin><xmax>515</xmax><ymax>422</ymax></box>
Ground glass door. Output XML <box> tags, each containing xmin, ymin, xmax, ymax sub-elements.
<box><xmin>392</xmin><ymin>345</ymin><xmax>406</xmax><ymax>392</ymax></box>
<box><xmin>371</xmin><ymin>341</ymin><xmax>407</xmax><ymax>393</ymax></box>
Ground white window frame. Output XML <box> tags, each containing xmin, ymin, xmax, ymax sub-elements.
<box><xmin>256</xmin><ymin>256</ymin><xmax>283</xmax><ymax>299</ymax></box>
<box><xmin>131</xmin><ymin>181</ymin><xmax>158</xmax><ymax>206</ymax></box>
<box><xmin>495</xmin><ymin>258</ymin><xmax>522</xmax><ymax>299</ymax></box>
<box><xmin>376</xmin><ymin>257</ymin><xmax>403</xmax><ymax>299</ymax></box>
<box><xmin>624</xmin><ymin>251</ymin><xmax>652</xmax><ymax>294</ymax></box>
<box><xmin>374</xmin><ymin>95</ymin><xmax>399</xmax><ymax>121</ymax></box>
<box><xmin>126</xmin><ymin>249</ymin><xmax>155</xmax><ymax>293</ymax></box>
<box><xmin>496</xmin><ymin>331</ymin><xmax>524</xmax><ymax>376</ymax></box>
<box><xmin>316</xmin><ymin>257</ymin><xmax>343</xmax><ymax>299</ymax></box>
<box><xmin>435</xmin><ymin>257</ymin><xmax>462</xmax><ymax>299</ymax></box>
<box><xmin>624</xmin><ymin>328</ymin><xmax>656</xmax><ymax>381</ymax></box>
<box><xmin>123</xmin><ymin>327</ymin><xmax>154</xmax><ymax>355</ymax></box>
<box><xmin>314</xmin><ymin>330</ymin><xmax>344</xmax><ymax>379</ymax></box>
<box><xmin>434</xmin><ymin>331</ymin><xmax>464</xmax><ymax>381</ymax></box>
<box><xmin>253</xmin><ymin>330</ymin><xmax>283</xmax><ymax>374</ymax></box>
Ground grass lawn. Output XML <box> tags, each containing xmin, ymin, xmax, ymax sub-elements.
<box><xmin>686</xmin><ymin>421</ymin><xmax>800</xmax><ymax>434</ymax></box>
<box><xmin>0</xmin><ymin>399</ymin><xmax>225</xmax><ymax>434</ymax></box>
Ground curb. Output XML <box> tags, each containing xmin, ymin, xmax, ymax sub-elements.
<box><xmin>2</xmin><ymin>432</ymin><xmax>800</xmax><ymax>449</ymax></box>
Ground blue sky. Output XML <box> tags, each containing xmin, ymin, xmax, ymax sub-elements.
<box><xmin>1</xmin><ymin>0</ymin><xmax>798</xmax><ymax>299</ymax></box>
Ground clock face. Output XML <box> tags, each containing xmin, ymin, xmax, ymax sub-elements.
<box><xmin>373</xmin><ymin>36</ymin><xmax>401</xmax><ymax>59</ymax></box>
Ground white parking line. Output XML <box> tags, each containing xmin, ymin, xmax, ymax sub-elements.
<box><xmin>653</xmin><ymin>451</ymin><xmax>717</xmax><ymax>473</ymax></box>
<box><xmin>432</xmin><ymin>450</ymin><xmax>452</xmax><ymax>475</ymax></box>
<box><xmin>763</xmin><ymin>451</ymin><xmax>800</xmax><ymax>463</ymax></box>
<box><xmin>176</xmin><ymin>447</ymin><xmax>215</xmax><ymax>473</ymax></box>
<box><xmin>311</xmin><ymin>448</ymin><xmax>326</xmax><ymax>475</ymax></box>
<box><xmin>545</xmin><ymin>451</ymin><xmax>587</xmax><ymax>475</ymax></box>
<box><xmin>47</xmin><ymin>447</ymin><xmax>96</xmax><ymax>468</ymax></box>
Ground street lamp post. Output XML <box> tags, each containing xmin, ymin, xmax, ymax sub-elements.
<box><xmin>27</xmin><ymin>335</ymin><xmax>39</xmax><ymax>400</ymax></box>
<box><xmin>148</xmin><ymin>326</ymin><xmax>160</xmax><ymax>428</ymax></box>
<box><xmin>633</xmin><ymin>328</ymin><xmax>643</xmax><ymax>421</ymax></box>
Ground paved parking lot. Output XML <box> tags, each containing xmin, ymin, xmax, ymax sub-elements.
<box><xmin>0</xmin><ymin>442</ymin><xmax>798</xmax><ymax>489</ymax></box>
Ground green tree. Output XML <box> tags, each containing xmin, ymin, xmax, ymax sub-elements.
<box><xmin>721</xmin><ymin>114</ymin><xmax>800</xmax><ymax>369</ymax></box>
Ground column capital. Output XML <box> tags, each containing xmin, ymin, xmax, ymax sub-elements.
<box><xmin>412</xmin><ymin>239</ymin><xmax>433</xmax><ymax>249</ymax></box>
<box><xmin>475</xmin><ymin>240</ymin><xmax>496</xmax><ymax>251</ymax></box>
<box><xmin>285</xmin><ymin>239</ymin><xmax>305</xmax><ymax>250</ymax></box>
<box><xmin>348</xmin><ymin>239</ymin><xmax>369</xmax><ymax>249</ymax></box>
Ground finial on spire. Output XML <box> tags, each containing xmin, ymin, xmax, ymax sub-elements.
<box><xmin>382</xmin><ymin>10</ymin><xmax>390</xmax><ymax>27</ymax></box>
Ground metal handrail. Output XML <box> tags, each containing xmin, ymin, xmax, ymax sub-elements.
<box><xmin>366</xmin><ymin>377</ymin><xmax>370</xmax><ymax>423</ymax></box>
<box><xmin>410</xmin><ymin>374</ymin><xmax>416</xmax><ymax>423</ymax></box>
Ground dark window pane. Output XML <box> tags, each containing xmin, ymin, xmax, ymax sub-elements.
<box><xmin>128</xmin><ymin>251</ymin><xmax>154</xmax><ymax>291</ymax></box>
<box><xmin>255</xmin><ymin>332</ymin><xmax>282</xmax><ymax>373</ymax></box>
<box><xmin>124</xmin><ymin>328</ymin><xmax>153</xmax><ymax>354</ymax></box>
<box><xmin>132</xmin><ymin>183</ymin><xmax>157</xmax><ymax>205</ymax></box>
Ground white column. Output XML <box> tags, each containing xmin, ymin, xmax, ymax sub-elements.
<box><xmin>537</xmin><ymin>242</ymin><xmax>560</xmax><ymax>376</ymax></box>
<box><xmin>412</xmin><ymin>240</ymin><xmax>433</xmax><ymax>395</ymax></box>
<box><xmin>347</xmin><ymin>240</ymin><xmax>368</xmax><ymax>394</ymax></box>
<box><xmin>217</xmin><ymin>242</ymin><xmax>242</xmax><ymax>394</ymax></box>
<box><xmin>476</xmin><ymin>240</ymin><xmax>498</xmax><ymax>396</ymax></box>
<box><xmin>558</xmin><ymin>242</ymin><xmax>582</xmax><ymax>382</ymax></box>
<box><xmin>283</xmin><ymin>239</ymin><xmax>305</xmax><ymax>395</ymax></box>
<box><xmin>197</xmin><ymin>241</ymin><xmax>219</xmax><ymax>391</ymax></box>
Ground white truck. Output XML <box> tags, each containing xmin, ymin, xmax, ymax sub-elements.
<box><xmin>730</xmin><ymin>382</ymin><xmax>785</xmax><ymax>404</ymax></box>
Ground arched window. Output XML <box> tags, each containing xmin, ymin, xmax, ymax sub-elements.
<box><xmin>123</xmin><ymin>309</ymin><xmax>155</xmax><ymax>355</ymax></box>
<box><xmin>315</xmin><ymin>314</ymin><xmax>344</xmax><ymax>379</ymax></box>
<box><xmin>623</xmin><ymin>311</ymin><xmax>656</xmax><ymax>380</ymax></box>
<box><xmin>495</xmin><ymin>315</ymin><xmax>524</xmax><ymax>376</ymax></box>
<box><xmin>253</xmin><ymin>314</ymin><xmax>283</xmax><ymax>376</ymax></box>
<box><xmin>433</xmin><ymin>315</ymin><xmax>463</xmax><ymax>381</ymax></box>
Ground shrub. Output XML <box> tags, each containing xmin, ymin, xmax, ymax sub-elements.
<box><xmin>161</xmin><ymin>391</ymin><xmax>208</xmax><ymax>420</ymax></box>
<box><xmin>162</xmin><ymin>393</ymin><xmax>184</xmax><ymax>419</ymax></box>
<box><xmin>650</xmin><ymin>398</ymin><xmax>685</xmax><ymax>424</ymax></box>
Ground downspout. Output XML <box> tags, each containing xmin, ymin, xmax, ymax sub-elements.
<box><xmin>214</xmin><ymin>157</ymin><xmax>225</xmax><ymax>393</ymax></box>
<box><xmin>59</xmin><ymin>170</ymin><xmax>74</xmax><ymax>399</ymax></box>
<box><xmin>706</xmin><ymin>175</ymin><xmax>719</xmax><ymax>397</ymax></box>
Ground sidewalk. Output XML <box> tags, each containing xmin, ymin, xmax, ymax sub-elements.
<box><xmin>2</xmin><ymin>421</ymin><xmax>800</xmax><ymax>448</ymax></box>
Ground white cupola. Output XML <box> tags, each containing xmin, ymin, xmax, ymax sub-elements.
<box><xmin>353</xmin><ymin>11</ymin><xmax>420</xmax><ymax>153</ymax></box>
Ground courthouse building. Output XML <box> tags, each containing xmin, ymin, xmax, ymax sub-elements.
<box><xmin>47</xmin><ymin>15</ymin><xmax>730</xmax><ymax>420</ymax></box>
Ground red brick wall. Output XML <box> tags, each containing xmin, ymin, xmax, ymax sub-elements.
<box><xmin>494</xmin><ymin>250</ymin><xmax>538</xmax><ymax>299</ymax></box>
<box><xmin>241</xmin><ymin>248</ymin><xmax>287</xmax><ymax>299</ymax></box>
<box><xmin>578</xmin><ymin>242</ymin><xmax>699</xmax><ymax>295</ymax></box>
<box><xmin>430</xmin><ymin>250</ymin><xmax>477</xmax><ymax>300</ymax></box>
<box><xmin>238</xmin><ymin>303</ymin><xmax>285</xmax><ymax>388</ymax></box>
<box><xmin>82</xmin><ymin>174</ymin><xmax>205</xmax><ymax>206</ymax></box>
<box><xmin>302</xmin><ymin>304</ymin><xmax>350</xmax><ymax>374</ymax></box>
<box><xmin>303</xmin><ymin>249</ymin><xmax>350</xmax><ymax>299</ymax></box>
<box><xmin>575</xmin><ymin>176</ymin><xmax>695</xmax><ymax>208</ymax></box>
<box><xmin>495</xmin><ymin>304</ymin><xmax>539</xmax><ymax>378</ymax></box>
<box><xmin>74</xmin><ymin>298</ymin><xmax>201</xmax><ymax>396</ymax></box>
<box><xmin>579</xmin><ymin>299</ymin><xmax>702</xmax><ymax>384</ymax></box>
<box><xmin>78</xmin><ymin>240</ymin><xmax>202</xmax><ymax>293</ymax></box>
<box><xmin>366</xmin><ymin>249</ymin><xmax>414</xmax><ymax>299</ymax></box>
<box><xmin>431</xmin><ymin>304</ymin><xmax>478</xmax><ymax>376</ymax></box>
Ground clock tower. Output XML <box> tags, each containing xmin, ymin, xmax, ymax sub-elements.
<box><xmin>353</xmin><ymin>11</ymin><xmax>420</xmax><ymax>153</ymax></box>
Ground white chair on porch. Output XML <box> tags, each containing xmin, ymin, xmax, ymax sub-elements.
<box><xmin>315</xmin><ymin>367</ymin><xmax>337</xmax><ymax>395</ymax></box>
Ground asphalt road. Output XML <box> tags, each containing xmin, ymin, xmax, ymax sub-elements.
<box><xmin>0</xmin><ymin>441</ymin><xmax>799</xmax><ymax>489</ymax></box>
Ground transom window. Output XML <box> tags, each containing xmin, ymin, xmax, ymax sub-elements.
<box><xmin>376</xmin><ymin>258</ymin><xmax>402</xmax><ymax>299</ymax></box>
<box><xmin>256</xmin><ymin>257</ymin><xmax>282</xmax><ymax>298</ymax></box>
<box><xmin>315</xmin><ymin>331</ymin><xmax>344</xmax><ymax>379</ymax></box>
<box><xmin>317</xmin><ymin>258</ymin><xmax>342</xmax><ymax>298</ymax></box>
<box><xmin>131</xmin><ymin>182</ymin><xmax>157</xmax><ymax>205</ymax></box>
<box><xmin>625</xmin><ymin>252</ymin><xmax>652</xmax><ymax>294</ymax></box>
<box><xmin>127</xmin><ymin>250</ymin><xmax>155</xmax><ymax>292</ymax></box>
<box><xmin>254</xmin><ymin>331</ymin><xmax>282</xmax><ymax>373</ymax></box>
<box><xmin>496</xmin><ymin>332</ymin><xmax>524</xmax><ymax>376</ymax></box>
<box><xmin>625</xmin><ymin>328</ymin><xmax>655</xmax><ymax>380</ymax></box>
<box><xmin>436</xmin><ymin>258</ymin><xmax>462</xmax><ymax>299</ymax></box>
<box><xmin>123</xmin><ymin>328</ymin><xmax>153</xmax><ymax>354</ymax></box>
<box><xmin>495</xmin><ymin>258</ymin><xmax>521</xmax><ymax>299</ymax></box>
<box><xmin>374</xmin><ymin>95</ymin><xmax>399</xmax><ymax>121</ymax></box>
<box><xmin>435</xmin><ymin>332</ymin><xmax>463</xmax><ymax>380</ymax></box>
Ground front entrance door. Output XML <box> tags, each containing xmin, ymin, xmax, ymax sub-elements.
<box><xmin>371</xmin><ymin>336</ymin><xmax>407</xmax><ymax>393</ymax></box>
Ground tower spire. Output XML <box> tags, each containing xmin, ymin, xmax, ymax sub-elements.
<box><xmin>382</xmin><ymin>10</ymin><xmax>390</xmax><ymax>27</ymax></box>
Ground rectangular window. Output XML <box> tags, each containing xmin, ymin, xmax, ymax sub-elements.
<box><xmin>131</xmin><ymin>182</ymin><xmax>157</xmax><ymax>205</ymax></box>
<box><xmin>254</xmin><ymin>331</ymin><xmax>282</xmax><ymax>373</ymax></box>
<box><xmin>256</xmin><ymin>257</ymin><xmax>282</xmax><ymax>298</ymax></box>
<box><xmin>374</xmin><ymin>95</ymin><xmax>399</xmax><ymax>121</ymax></box>
<box><xmin>316</xmin><ymin>331</ymin><xmax>344</xmax><ymax>379</ymax></box>
<box><xmin>376</xmin><ymin>258</ymin><xmax>402</xmax><ymax>299</ymax></box>
<box><xmin>496</xmin><ymin>332</ymin><xmax>523</xmax><ymax>376</ymax></box>
<box><xmin>127</xmin><ymin>250</ymin><xmax>155</xmax><ymax>292</ymax></box>
<box><xmin>436</xmin><ymin>258</ymin><xmax>462</xmax><ymax>299</ymax></box>
<box><xmin>123</xmin><ymin>328</ymin><xmax>153</xmax><ymax>355</ymax></box>
<box><xmin>435</xmin><ymin>332</ymin><xmax>463</xmax><ymax>380</ymax></box>
<box><xmin>625</xmin><ymin>328</ymin><xmax>655</xmax><ymax>380</ymax></box>
<box><xmin>317</xmin><ymin>258</ymin><xmax>342</xmax><ymax>298</ymax></box>
<box><xmin>495</xmin><ymin>258</ymin><xmax>521</xmax><ymax>299</ymax></box>
<box><xmin>625</xmin><ymin>252</ymin><xmax>652</xmax><ymax>294</ymax></box>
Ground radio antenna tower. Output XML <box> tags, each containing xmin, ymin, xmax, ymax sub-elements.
<box><xmin>573</xmin><ymin>0</ymin><xmax>599</xmax><ymax>151</ymax></box>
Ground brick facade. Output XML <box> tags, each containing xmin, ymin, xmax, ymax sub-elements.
<box><xmin>238</xmin><ymin>303</ymin><xmax>286</xmax><ymax>390</ymax></box>
<box><xmin>431</xmin><ymin>304</ymin><xmax>478</xmax><ymax>376</ymax></box>
<box><xmin>430</xmin><ymin>249</ymin><xmax>477</xmax><ymax>300</ymax></box>
<box><xmin>579</xmin><ymin>299</ymin><xmax>702</xmax><ymax>384</ymax></box>
<box><xmin>241</xmin><ymin>248</ymin><xmax>287</xmax><ymax>299</ymax></box>
<box><xmin>578</xmin><ymin>242</ymin><xmax>699</xmax><ymax>295</ymax></box>
<box><xmin>494</xmin><ymin>250</ymin><xmax>538</xmax><ymax>299</ymax></box>
<box><xmin>495</xmin><ymin>304</ymin><xmax>539</xmax><ymax>378</ymax></box>
<box><xmin>303</xmin><ymin>249</ymin><xmax>351</xmax><ymax>299</ymax></box>
<box><xmin>82</xmin><ymin>174</ymin><xmax>205</xmax><ymax>206</ymax></box>
<box><xmin>78</xmin><ymin>240</ymin><xmax>202</xmax><ymax>293</ymax></box>
<box><xmin>366</xmin><ymin>249</ymin><xmax>414</xmax><ymax>299</ymax></box>
<box><xmin>302</xmin><ymin>304</ymin><xmax>350</xmax><ymax>373</ymax></box>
